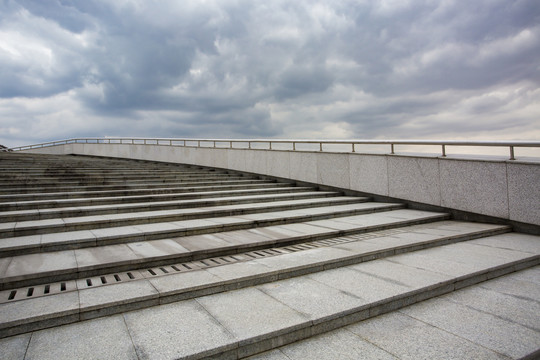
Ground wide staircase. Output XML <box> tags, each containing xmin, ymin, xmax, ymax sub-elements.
<box><xmin>1</xmin><ymin>152</ymin><xmax>539</xmax><ymax>360</ymax></box>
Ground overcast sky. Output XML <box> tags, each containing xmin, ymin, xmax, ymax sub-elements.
<box><xmin>1</xmin><ymin>0</ymin><xmax>539</xmax><ymax>148</ymax></box>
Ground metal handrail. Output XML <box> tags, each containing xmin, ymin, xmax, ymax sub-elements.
<box><xmin>8</xmin><ymin>137</ymin><xmax>540</xmax><ymax>160</ymax></box>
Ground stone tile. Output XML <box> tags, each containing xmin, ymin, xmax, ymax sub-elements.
<box><xmin>388</xmin><ymin>156</ymin><xmax>441</xmax><ymax>205</ymax></box>
<box><xmin>79</xmin><ymin>279</ymin><xmax>159</xmax><ymax>312</ymax></box>
<box><xmin>469</xmin><ymin>232</ymin><xmax>540</xmax><ymax>255</ymax></box>
<box><xmin>428</xmin><ymin>242</ymin><xmax>530</xmax><ymax>268</ymax></box>
<box><xmin>271</xmin><ymin>327</ymin><xmax>398</xmax><ymax>360</ymax></box>
<box><xmin>478</xmin><ymin>271</ymin><xmax>540</xmax><ymax>302</ymax></box>
<box><xmin>508</xmin><ymin>162</ymin><xmax>540</xmax><ymax>225</ymax></box>
<box><xmin>90</xmin><ymin>226</ymin><xmax>144</xmax><ymax>240</ymax></box>
<box><xmin>170</xmin><ymin>219</ymin><xmax>221</xmax><ymax>230</ymax></box>
<box><xmin>206</xmin><ymin>261</ymin><xmax>275</xmax><ymax>281</ymax></box>
<box><xmin>15</xmin><ymin>218</ymin><xmax>64</xmax><ymax>229</ymax></box>
<box><xmin>0</xmin><ymin>257</ymin><xmax>11</xmax><ymax>277</ymax></box>
<box><xmin>267</xmin><ymin>150</ymin><xmax>290</xmax><ymax>178</ymax></box>
<box><xmin>348</xmin><ymin>311</ymin><xmax>507</xmax><ymax>360</ymax></box>
<box><xmin>0</xmin><ymin>291</ymin><xmax>79</xmax><ymax>328</ymax></box>
<box><xmin>444</xmin><ymin>286</ymin><xmax>540</xmax><ymax>331</ymax></box>
<box><xmin>132</xmin><ymin>222</ymin><xmax>183</xmax><ymax>234</ymax></box>
<box><xmin>0</xmin><ymin>235</ymin><xmax>41</xmax><ymax>251</ymax></box>
<box><xmin>499</xmin><ymin>266</ymin><xmax>540</xmax><ymax>285</ymax></box>
<box><xmin>334</xmin><ymin>239</ymin><xmax>392</xmax><ymax>253</ymax></box>
<box><xmin>25</xmin><ymin>315</ymin><xmax>137</xmax><ymax>360</ymax></box>
<box><xmin>348</xmin><ymin>259</ymin><xmax>451</xmax><ymax>289</ymax></box>
<box><xmin>0</xmin><ymin>333</ymin><xmax>32</xmax><ymax>360</ymax></box>
<box><xmin>307</xmin><ymin>219</ymin><xmax>363</xmax><ymax>231</ymax></box>
<box><xmin>317</xmin><ymin>153</ymin><xmax>350</xmax><ymax>189</ymax></box>
<box><xmin>124</xmin><ymin>300</ymin><xmax>236</xmax><ymax>359</ymax></box>
<box><xmin>197</xmin><ymin>287</ymin><xmax>309</xmax><ymax>342</ymax></box>
<box><xmin>307</xmin><ymin>267</ymin><xmax>410</xmax><ymax>303</ymax></box>
<box><xmin>387</xmin><ymin>250</ymin><xmax>481</xmax><ymax>277</ymax></box>
<box><xmin>62</xmin><ymin>214</ymin><xmax>109</xmax><ymax>225</ymax></box>
<box><xmin>126</xmin><ymin>239</ymin><xmax>189</xmax><ymax>258</ymax></box>
<box><xmin>40</xmin><ymin>230</ymin><xmax>96</xmax><ymax>246</ymax></box>
<box><xmin>246</xmin><ymin>349</ymin><xmax>290</xmax><ymax>360</ymax></box>
<box><xmin>349</xmin><ymin>153</ymin><xmax>389</xmax><ymax>196</ymax></box>
<box><xmin>440</xmin><ymin>159</ymin><xmax>508</xmax><ymax>218</ymax></box>
<box><xmin>271</xmin><ymin>223</ymin><xmax>334</xmax><ymax>236</ymax></box>
<box><xmin>174</xmin><ymin>234</ymin><xmax>231</xmax><ymax>252</ymax></box>
<box><xmin>401</xmin><ymin>297</ymin><xmax>540</xmax><ymax>359</ymax></box>
<box><xmin>290</xmin><ymin>151</ymin><xmax>318</xmax><ymax>183</ymax></box>
<box><xmin>75</xmin><ymin>245</ymin><xmax>139</xmax><ymax>271</ymax></box>
<box><xmin>148</xmin><ymin>269</ymin><xmax>223</xmax><ymax>296</ymax></box>
<box><xmin>258</xmin><ymin>276</ymin><xmax>364</xmax><ymax>321</ymax></box>
<box><xmin>254</xmin><ymin>247</ymin><xmax>355</xmax><ymax>272</ymax></box>
<box><xmin>4</xmin><ymin>251</ymin><xmax>77</xmax><ymax>280</ymax></box>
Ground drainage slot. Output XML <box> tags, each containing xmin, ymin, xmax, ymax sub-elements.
<box><xmin>220</xmin><ymin>257</ymin><xmax>230</xmax><ymax>263</ymax></box>
<box><xmin>160</xmin><ymin>268</ymin><xmax>169</xmax><ymax>274</ymax></box>
<box><xmin>171</xmin><ymin>266</ymin><xmax>181</xmax><ymax>271</ymax></box>
<box><xmin>182</xmin><ymin>264</ymin><xmax>192</xmax><ymax>270</ymax></box>
<box><xmin>27</xmin><ymin>288</ymin><xmax>34</xmax><ymax>297</ymax></box>
<box><xmin>127</xmin><ymin>272</ymin><xmax>135</xmax><ymax>279</ymax></box>
<box><xmin>262</xmin><ymin>250</ymin><xmax>274</xmax><ymax>255</ymax></box>
<box><xmin>230</xmin><ymin>256</ymin><xmax>239</xmax><ymax>261</ymax></box>
<box><xmin>100</xmin><ymin>276</ymin><xmax>107</xmax><ymax>284</ymax></box>
<box><xmin>86</xmin><ymin>279</ymin><xmax>93</xmax><ymax>286</ymax></box>
<box><xmin>61</xmin><ymin>283</ymin><xmax>66</xmax><ymax>291</ymax></box>
<box><xmin>253</xmin><ymin>252</ymin><xmax>265</xmax><ymax>257</ymax></box>
<box><xmin>44</xmin><ymin>285</ymin><xmax>50</xmax><ymax>294</ymax></box>
<box><xmin>200</xmin><ymin>260</ymin><xmax>209</xmax><ymax>266</ymax></box>
<box><xmin>114</xmin><ymin>275</ymin><xmax>121</xmax><ymax>282</ymax></box>
<box><xmin>8</xmin><ymin>291</ymin><xmax>16</xmax><ymax>300</ymax></box>
<box><xmin>246</xmin><ymin>253</ymin><xmax>256</xmax><ymax>258</ymax></box>
<box><xmin>148</xmin><ymin>269</ymin><xmax>157</xmax><ymax>276</ymax></box>
<box><xmin>211</xmin><ymin>259</ymin><xmax>220</xmax><ymax>265</ymax></box>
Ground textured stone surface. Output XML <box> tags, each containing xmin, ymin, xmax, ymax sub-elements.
<box><xmin>124</xmin><ymin>300</ymin><xmax>236</xmax><ymax>360</ymax></box>
<box><xmin>25</xmin><ymin>315</ymin><xmax>138</xmax><ymax>360</ymax></box>
<box><xmin>440</xmin><ymin>159</ymin><xmax>508</xmax><ymax>218</ymax></box>
<box><xmin>348</xmin><ymin>312</ymin><xmax>507</xmax><ymax>360</ymax></box>
<box><xmin>289</xmin><ymin>152</ymin><xmax>318</xmax><ymax>183</ymax></box>
<box><xmin>349</xmin><ymin>153</ymin><xmax>389</xmax><ymax>196</ymax></box>
<box><xmin>317</xmin><ymin>153</ymin><xmax>350</xmax><ymax>189</ymax></box>
<box><xmin>266</xmin><ymin>150</ymin><xmax>290</xmax><ymax>179</ymax></box>
<box><xmin>508</xmin><ymin>162</ymin><xmax>540</xmax><ymax>225</ymax></box>
<box><xmin>0</xmin><ymin>333</ymin><xmax>31</xmax><ymax>360</ymax></box>
<box><xmin>79</xmin><ymin>279</ymin><xmax>159</xmax><ymax>312</ymax></box>
<box><xmin>401</xmin><ymin>297</ymin><xmax>540</xmax><ymax>359</ymax></box>
<box><xmin>388</xmin><ymin>156</ymin><xmax>441</xmax><ymax>205</ymax></box>
<box><xmin>196</xmin><ymin>287</ymin><xmax>309</xmax><ymax>342</ymax></box>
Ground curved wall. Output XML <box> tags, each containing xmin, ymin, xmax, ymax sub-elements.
<box><xmin>22</xmin><ymin>143</ymin><xmax>540</xmax><ymax>227</ymax></box>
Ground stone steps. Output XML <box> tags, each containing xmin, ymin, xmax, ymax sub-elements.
<box><xmin>0</xmin><ymin>185</ymin><xmax>318</xmax><ymax>211</ymax></box>
<box><xmin>0</xmin><ymin>232</ymin><xmax>537</xmax><ymax>358</ymax></box>
<box><xmin>0</xmin><ymin>207</ymin><xmax>447</xmax><ymax>289</ymax></box>
<box><xmin>0</xmin><ymin>179</ymin><xmax>270</xmax><ymax>195</ymax></box>
<box><xmin>0</xmin><ymin>220</ymin><xmax>512</xmax><ymax>339</ymax></box>
<box><xmin>1</xmin><ymin>152</ymin><xmax>539</xmax><ymax>359</ymax></box>
<box><xmin>0</xmin><ymin>191</ymin><xmax>348</xmax><ymax>222</ymax></box>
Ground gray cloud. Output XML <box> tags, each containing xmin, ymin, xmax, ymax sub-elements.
<box><xmin>1</xmin><ymin>0</ymin><xmax>539</xmax><ymax>148</ymax></box>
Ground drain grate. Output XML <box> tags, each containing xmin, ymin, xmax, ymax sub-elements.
<box><xmin>0</xmin><ymin>227</ymin><xmax>408</xmax><ymax>304</ymax></box>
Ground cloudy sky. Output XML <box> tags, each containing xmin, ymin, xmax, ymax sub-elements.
<box><xmin>1</xmin><ymin>0</ymin><xmax>539</xmax><ymax>148</ymax></box>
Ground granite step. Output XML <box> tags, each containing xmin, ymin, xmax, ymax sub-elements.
<box><xmin>0</xmin><ymin>208</ymin><xmax>450</xmax><ymax>289</ymax></box>
<box><xmin>0</xmin><ymin>202</ymin><xmax>405</xmax><ymax>256</ymax></box>
<box><xmin>0</xmin><ymin>185</ymin><xmax>317</xmax><ymax>211</ymax></box>
<box><xmin>0</xmin><ymin>196</ymin><xmax>371</xmax><ymax>247</ymax></box>
<box><xmin>0</xmin><ymin>179</ymin><xmax>269</xmax><ymax>195</ymax></box>
<box><xmin>0</xmin><ymin>231</ymin><xmax>537</xmax><ymax>358</ymax></box>
<box><xmin>0</xmin><ymin>191</ymin><xmax>346</xmax><ymax>222</ymax></box>
<box><xmin>0</xmin><ymin>221</ymin><xmax>511</xmax><ymax>338</ymax></box>
<box><xmin>247</xmin><ymin>265</ymin><xmax>540</xmax><ymax>360</ymax></box>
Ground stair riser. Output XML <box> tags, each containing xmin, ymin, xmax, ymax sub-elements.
<box><xmin>0</xmin><ymin>187</ymin><xmax>315</xmax><ymax>212</ymax></box>
<box><xmin>0</xmin><ymin>213</ymin><xmax>450</xmax><ymax>290</ymax></box>
<box><xmin>1</xmin><ymin>194</ymin><xmax>347</xmax><ymax>223</ymax></box>
<box><xmin>0</xmin><ymin>240</ymin><xmax>531</xmax><ymax>344</ymax></box>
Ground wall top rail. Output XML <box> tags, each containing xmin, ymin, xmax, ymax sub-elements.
<box><xmin>8</xmin><ymin>137</ymin><xmax>540</xmax><ymax>160</ymax></box>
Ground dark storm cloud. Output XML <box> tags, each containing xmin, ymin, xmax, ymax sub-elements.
<box><xmin>0</xmin><ymin>0</ymin><xmax>539</xmax><ymax>147</ymax></box>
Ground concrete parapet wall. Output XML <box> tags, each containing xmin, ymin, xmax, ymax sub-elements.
<box><xmin>22</xmin><ymin>143</ymin><xmax>540</xmax><ymax>227</ymax></box>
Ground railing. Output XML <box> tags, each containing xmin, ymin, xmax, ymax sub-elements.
<box><xmin>9</xmin><ymin>137</ymin><xmax>540</xmax><ymax>160</ymax></box>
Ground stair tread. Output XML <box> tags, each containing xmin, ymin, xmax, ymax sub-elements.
<box><xmin>0</xmin><ymin>232</ymin><xmax>537</xmax><ymax>357</ymax></box>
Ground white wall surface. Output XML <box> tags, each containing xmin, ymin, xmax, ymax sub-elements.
<box><xmin>22</xmin><ymin>143</ymin><xmax>540</xmax><ymax>226</ymax></box>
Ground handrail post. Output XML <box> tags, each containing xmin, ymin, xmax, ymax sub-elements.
<box><xmin>249</xmin><ymin>142</ymin><xmax>251</xmax><ymax>149</ymax></box>
<box><xmin>510</xmin><ymin>146</ymin><xmax>515</xmax><ymax>160</ymax></box>
<box><xmin>169</xmin><ymin>140</ymin><xmax>172</xmax><ymax>146</ymax></box>
<box><xmin>352</xmin><ymin>143</ymin><xmax>355</xmax><ymax>153</ymax></box>
<box><xmin>230</xmin><ymin>141</ymin><xmax>232</xmax><ymax>149</ymax></box>
<box><xmin>319</xmin><ymin>143</ymin><xmax>323</xmax><ymax>151</ymax></box>
<box><xmin>442</xmin><ymin>144</ymin><xmax>446</xmax><ymax>157</ymax></box>
<box><xmin>390</xmin><ymin>144</ymin><xmax>395</xmax><ymax>154</ymax></box>
<box><xmin>269</xmin><ymin>142</ymin><xmax>272</xmax><ymax>150</ymax></box>
<box><xmin>198</xmin><ymin>140</ymin><xmax>201</xmax><ymax>147</ymax></box>
<box><xmin>213</xmin><ymin>141</ymin><xmax>216</xmax><ymax>148</ymax></box>
<box><xmin>293</xmin><ymin>142</ymin><xmax>296</xmax><ymax>151</ymax></box>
